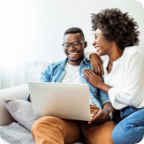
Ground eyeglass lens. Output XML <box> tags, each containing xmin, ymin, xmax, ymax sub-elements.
<box><xmin>63</xmin><ymin>41</ymin><xmax>81</xmax><ymax>49</ymax></box>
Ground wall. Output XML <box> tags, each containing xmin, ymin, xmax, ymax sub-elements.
<box><xmin>1</xmin><ymin>0</ymin><xmax>144</xmax><ymax>62</ymax></box>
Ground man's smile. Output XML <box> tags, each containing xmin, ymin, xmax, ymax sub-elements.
<box><xmin>68</xmin><ymin>52</ymin><xmax>78</xmax><ymax>58</ymax></box>
<box><xmin>63</xmin><ymin>33</ymin><xmax>86</xmax><ymax>65</ymax></box>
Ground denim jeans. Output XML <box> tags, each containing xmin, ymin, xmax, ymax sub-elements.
<box><xmin>112</xmin><ymin>106</ymin><xmax>144</xmax><ymax>144</ymax></box>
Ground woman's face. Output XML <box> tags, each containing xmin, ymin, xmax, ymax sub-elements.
<box><xmin>92</xmin><ymin>28</ymin><xmax>113</xmax><ymax>56</ymax></box>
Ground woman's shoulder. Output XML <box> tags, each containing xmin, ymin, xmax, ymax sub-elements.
<box><xmin>122</xmin><ymin>46</ymin><xmax>144</xmax><ymax>68</ymax></box>
<box><xmin>124</xmin><ymin>46</ymin><xmax>144</xmax><ymax>58</ymax></box>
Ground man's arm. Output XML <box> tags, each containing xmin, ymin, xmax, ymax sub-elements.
<box><xmin>88</xmin><ymin>100</ymin><xmax>115</xmax><ymax>125</ymax></box>
<box><xmin>102</xmin><ymin>102</ymin><xmax>115</xmax><ymax>118</ymax></box>
<box><xmin>88</xmin><ymin>102</ymin><xmax>115</xmax><ymax>125</ymax></box>
<box><xmin>88</xmin><ymin>80</ymin><xmax>115</xmax><ymax>125</ymax></box>
<box><xmin>98</xmin><ymin>78</ymin><xmax>115</xmax><ymax>114</ymax></box>
<box><xmin>102</xmin><ymin>102</ymin><xmax>115</xmax><ymax>115</ymax></box>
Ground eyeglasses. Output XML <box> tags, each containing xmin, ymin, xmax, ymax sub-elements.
<box><xmin>62</xmin><ymin>41</ymin><xmax>85</xmax><ymax>49</ymax></box>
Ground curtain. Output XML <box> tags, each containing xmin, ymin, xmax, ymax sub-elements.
<box><xmin>0</xmin><ymin>0</ymin><xmax>26</xmax><ymax>89</ymax></box>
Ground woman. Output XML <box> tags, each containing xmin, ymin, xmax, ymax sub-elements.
<box><xmin>83</xmin><ymin>8</ymin><xmax>144</xmax><ymax>144</ymax></box>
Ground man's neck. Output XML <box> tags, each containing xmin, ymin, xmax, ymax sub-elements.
<box><xmin>67</xmin><ymin>56</ymin><xmax>84</xmax><ymax>66</ymax></box>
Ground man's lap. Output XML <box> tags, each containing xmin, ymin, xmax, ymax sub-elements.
<box><xmin>32</xmin><ymin>106</ymin><xmax>115</xmax><ymax>144</ymax></box>
<box><xmin>32</xmin><ymin>116</ymin><xmax>82</xmax><ymax>144</ymax></box>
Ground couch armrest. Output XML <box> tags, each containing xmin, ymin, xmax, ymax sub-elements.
<box><xmin>0</xmin><ymin>84</ymin><xmax>29</xmax><ymax>126</ymax></box>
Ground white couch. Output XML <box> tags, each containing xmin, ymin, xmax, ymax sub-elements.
<box><xmin>0</xmin><ymin>84</ymin><xmax>37</xmax><ymax>144</ymax></box>
<box><xmin>0</xmin><ymin>84</ymin><xmax>29</xmax><ymax>126</ymax></box>
<box><xmin>0</xmin><ymin>61</ymin><xmax>51</xmax><ymax>126</ymax></box>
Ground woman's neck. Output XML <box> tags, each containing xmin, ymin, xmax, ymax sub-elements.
<box><xmin>106</xmin><ymin>45</ymin><xmax>123</xmax><ymax>74</ymax></box>
<box><xmin>108</xmin><ymin>45</ymin><xmax>123</xmax><ymax>64</ymax></box>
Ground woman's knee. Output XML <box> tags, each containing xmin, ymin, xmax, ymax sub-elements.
<box><xmin>112</xmin><ymin>121</ymin><xmax>133</xmax><ymax>144</ymax></box>
<box><xmin>112</xmin><ymin>127</ymin><xmax>121</xmax><ymax>144</ymax></box>
<box><xmin>113</xmin><ymin>108</ymin><xmax>144</xmax><ymax>144</ymax></box>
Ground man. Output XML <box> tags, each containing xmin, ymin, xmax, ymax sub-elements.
<box><xmin>28</xmin><ymin>27</ymin><xmax>115</xmax><ymax>144</ymax></box>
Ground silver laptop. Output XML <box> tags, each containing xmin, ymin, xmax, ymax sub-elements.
<box><xmin>28</xmin><ymin>82</ymin><xmax>91</xmax><ymax>121</ymax></box>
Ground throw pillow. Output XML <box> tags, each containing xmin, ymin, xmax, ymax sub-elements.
<box><xmin>4</xmin><ymin>99</ymin><xmax>42</xmax><ymax>131</ymax></box>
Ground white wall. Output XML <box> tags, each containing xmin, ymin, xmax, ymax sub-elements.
<box><xmin>1</xmin><ymin>0</ymin><xmax>144</xmax><ymax>62</ymax></box>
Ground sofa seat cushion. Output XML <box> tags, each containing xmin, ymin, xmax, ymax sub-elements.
<box><xmin>0</xmin><ymin>122</ymin><xmax>35</xmax><ymax>144</ymax></box>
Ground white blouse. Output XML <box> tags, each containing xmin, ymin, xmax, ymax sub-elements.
<box><xmin>85</xmin><ymin>46</ymin><xmax>144</xmax><ymax>110</ymax></box>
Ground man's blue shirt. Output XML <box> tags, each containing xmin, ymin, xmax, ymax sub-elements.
<box><xmin>38</xmin><ymin>57</ymin><xmax>109</xmax><ymax>109</ymax></box>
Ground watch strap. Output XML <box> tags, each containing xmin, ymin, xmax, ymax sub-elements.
<box><xmin>104</xmin><ymin>109</ymin><xmax>113</xmax><ymax>120</ymax></box>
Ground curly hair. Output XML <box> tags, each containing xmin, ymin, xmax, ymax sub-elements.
<box><xmin>91</xmin><ymin>8</ymin><xmax>140</xmax><ymax>50</ymax></box>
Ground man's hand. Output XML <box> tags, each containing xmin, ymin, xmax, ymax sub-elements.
<box><xmin>88</xmin><ymin>109</ymin><xmax>110</xmax><ymax>125</ymax></box>
<box><xmin>90</xmin><ymin>53</ymin><xmax>104</xmax><ymax>76</ymax></box>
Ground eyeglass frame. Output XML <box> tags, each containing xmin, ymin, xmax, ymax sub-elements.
<box><xmin>62</xmin><ymin>41</ymin><xmax>85</xmax><ymax>49</ymax></box>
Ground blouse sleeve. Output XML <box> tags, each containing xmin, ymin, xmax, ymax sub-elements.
<box><xmin>108</xmin><ymin>51</ymin><xmax>144</xmax><ymax>109</ymax></box>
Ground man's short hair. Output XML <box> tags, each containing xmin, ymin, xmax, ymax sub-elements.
<box><xmin>64</xmin><ymin>27</ymin><xmax>85</xmax><ymax>40</ymax></box>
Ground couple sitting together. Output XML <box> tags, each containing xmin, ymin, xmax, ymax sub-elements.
<box><xmin>28</xmin><ymin>8</ymin><xmax>144</xmax><ymax>144</ymax></box>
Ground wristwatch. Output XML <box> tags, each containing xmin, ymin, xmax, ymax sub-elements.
<box><xmin>104</xmin><ymin>109</ymin><xmax>113</xmax><ymax>120</ymax></box>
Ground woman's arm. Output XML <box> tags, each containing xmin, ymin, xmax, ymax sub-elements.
<box><xmin>82</xmin><ymin>68</ymin><xmax>112</xmax><ymax>93</ymax></box>
<box><xmin>84</xmin><ymin>51</ymin><xmax>104</xmax><ymax>76</ymax></box>
<box><xmin>83</xmin><ymin>50</ymin><xmax>144</xmax><ymax>109</ymax></box>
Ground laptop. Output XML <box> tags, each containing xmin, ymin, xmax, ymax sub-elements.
<box><xmin>28</xmin><ymin>82</ymin><xmax>91</xmax><ymax>121</ymax></box>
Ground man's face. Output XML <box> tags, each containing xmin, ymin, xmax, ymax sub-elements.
<box><xmin>63</xmin><ymin>33</ymin><xmax>87</xmax><ymax>65</ymax></box>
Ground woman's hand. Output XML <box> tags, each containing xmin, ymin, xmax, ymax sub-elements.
<box><xmin>88</xmin><ymin>109</ymin><xmax>110</xmax><ymax>125</ymax></box>
<box><xmin>90</xmin><ymin>53</ymin><xmax>104</xmax><ymax>76</ymax></box>
<box><xmin>82</xmin><ymin>69</ymin><xmax>104</xmax><ymax>89</ymax></box>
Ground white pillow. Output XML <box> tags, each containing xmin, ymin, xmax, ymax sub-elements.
<box><xmin>35</xmin><ymin>61</ymin><xmax>56</xmax><ymax>80</ymax></box>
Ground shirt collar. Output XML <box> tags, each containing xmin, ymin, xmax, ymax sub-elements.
<box><xmin>59</xmin><ymin>56</ymin><xmax>88</xmax><ymax>69</ymax></box>
<box><xmin>103</xmin><ymin>56</ymin><xmax>122</xmax><ymax>75</ymax></box>
<box><xmin>82</xmin><ymin>56</ymin><xmax>88</xmax><ymax>65</ymax></box>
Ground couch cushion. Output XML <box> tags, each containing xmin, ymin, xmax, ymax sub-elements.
<box><xmin>35</xmin><ymin>61</ymin><xmax>55</xmax><ymax>80</ymax></box>
<box><xmin>4</xmin><ymin>99</ymin><xmax>41</xmax><ymax>131</ymax></box>
<box><xmin>0</xmin><ymin>122</ymin><xmax>35</xmax><ymax>144</ymax></box>
<box><xmin>0</xmin><ymin>84</ymin><xmax>29</xmax><ymax>126</ymax></box>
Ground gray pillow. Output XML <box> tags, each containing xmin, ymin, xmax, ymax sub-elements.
<box><xmin>4</xmin><ymin>99</ymin><xmax>41</xmax><ymax>131</ymax></box>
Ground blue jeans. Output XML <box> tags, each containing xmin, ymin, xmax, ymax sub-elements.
<box><xmin>112</xmin><ymin>106</ymin><xmax>144</xmax><ymax>144</ymax></box>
